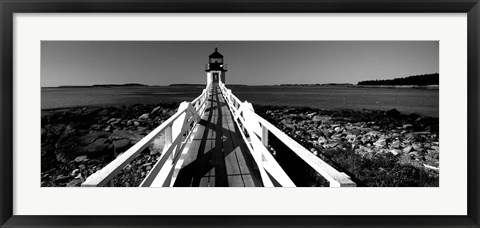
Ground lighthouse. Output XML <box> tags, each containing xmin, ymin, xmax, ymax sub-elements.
<box><xmin>205</xmin><ymin>48</ymin><xmax>227</xmax><ymax>85</ymax></box>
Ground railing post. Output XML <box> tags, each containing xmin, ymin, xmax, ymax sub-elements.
<box><xmin>261</xmin><ymin>125</ymin><xmax>269</xmax><ymax>147</ymax></box>
<box><xmin>165</xmin><ymin>126</ymin><xmax>173</xmax><ymax>159</ymax></box>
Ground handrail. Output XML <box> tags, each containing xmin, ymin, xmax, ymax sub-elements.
<box><xmin>81</xmin><ymin>83</ymin><xmax>211</xmax><ymax>187</ymax></box>
<box><xmin>218</xmin><ymin>82</ymin><xmax>356</xmax><ymax>187</ymax></box>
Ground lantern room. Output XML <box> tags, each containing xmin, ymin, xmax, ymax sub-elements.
<box><xmin>205</xmin><ymin>48</ymin><xmax>227</xmax><ymax>84</ymax></box>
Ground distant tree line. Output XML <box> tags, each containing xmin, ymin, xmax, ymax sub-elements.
<box><xmin>358</xmin><ymin>73</ymin><xmax>439</xmax><ymax>86</ymax></box>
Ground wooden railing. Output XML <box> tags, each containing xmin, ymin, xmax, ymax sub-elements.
<box><xmin>218</xmin><ymin>82</ymin><xmax>356</xmax><ymax>187</ymax></box>
<box><xmin>81</xmin><ymin>84</ymin><xmax>211</xmax><ymax>187</ymax></box>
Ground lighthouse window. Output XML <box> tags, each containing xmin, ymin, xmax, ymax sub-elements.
<box><xmin>210</xmin><ymin>58</ymin><xmax>223</xmax><ymax>63</ymax></box>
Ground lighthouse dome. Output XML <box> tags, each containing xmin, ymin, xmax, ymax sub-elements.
<box><xmin>209</xmin><ymin>48</ymin><xmax>223</xmax><ymax>58</ymax></box>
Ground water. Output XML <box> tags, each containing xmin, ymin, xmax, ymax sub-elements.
<box><xmin>41</xmin><ymin>85</ymin><xmax>439</xmax><ymax>117</ymax></box>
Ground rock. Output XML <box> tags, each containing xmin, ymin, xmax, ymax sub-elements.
<box><xmin>138</xmin><ymin>113</ymin><xmax>149</xmax><ymax>121</ymax></box>
<box><xmin>345</xmin><ymin>134</ymin><xmax>356</xmax><ymax>143</ymax></box>
<box><xmin>107</xmin><ymin>118</ymin><xmax>117</xmax><ymax>124</ymax></box>
<box><xmin>74</xmin><ymin>155</ymin><xmax>87</xmax><ymax>162</ymax></box>
<box><xmin>404</xmin><ymin>133</ymin><xmax>415</xmax><ymax>140</ymax></box>
<box><xmin>71</xmin><ymin>169</ymin><xmax>80</xmax><ymax>176</ymax></box>
<box><xmin>126</xmin><ymin>120</ymin><xmax>133</xmax><ymax>126</ymax></box>
<box><xmin>360</xmin><ymin>135</ymin><xmax>371</xmax><ymax>144</ymax></box>
<box><xmin>390</xmin><ymin>140</ymin><xmax>401</xmax><ymax>149</ymax></box>
<box><xmin>284</xmin><ymin>124</ymin><xmax>295</xmax><ymax>131</ymax></box>
<box><xmin>403</xmin><ymin>146</ymin><xmax>413</xmax><ymax>153</ymax></box>
<box><xmin>402</xmin><ymin>124</ymin><xmax>414</xmax><ymax>129</ymax></box>
<box><xmin>321</xmin><ymin>129</ymin><xmax>331</xmax><ymax>138</ymax></box>
<box><xmin>334</xmin><ymin>126</ymin><xmax>343</xmax><ymax>133</ymax></box>
<box><xmin>149</xmin><ymin>135</ymin><xmax>166</xmax><ymax>155</ymax></box>
<box><xmin>389</xmin><ymin>149</ymin><xmax>401</xmax><ymax>155</ymax></box>
<box><xmin>57</xmin><ymin>134</ymin><xmax>111</xmax><ymax>163</ymax></box>
<box><xmin>134</xmin><ymin>121</ymin><xmax>140</xmax><ymax>126</ymax></box>
<box><xmin>312</xmin><ymin>115</ymin><xmax>332</xmax><ymax>124</ymax></box>
<box><xmin>374</xmin><ymin>138</ymin><xmax>387</xmax><ymax>148</ymax></box>
<box><xmin>54</xmin><ymin>175</ymin><xmax>71</xmax><ymax>184</ymax></box>
<box><xmin>317</xmin><ymin>136</ymin><xmax>328</xmax><ymax>144</ymax></box>
<box><xmin>67</xmin><ymin>178</ymin><xmax>83</xmax><ymax>187</ymax></box>
<box><xmin>90</xmin><ymin>125</ymin><xmax>102</xmax><ymax>130</ymax></box>
<box><xmin>385</xmin><ymin>108</ymin><xmax>401</xmax><ymax>118</ymax></box>
<box><xmin>50</xmin><ymin>124</ymin><xmax>66</xmax><ymax>135</ymax></box>
<box><xmin>113</xmin><ymin>139</ymin><xmax>131</xmax><ymax>153</ymax></box>
<box><xmin>104</xmin><ymin>126</ymin><xmax>111</xmax><ymax>132</ymax></box>
<box><xmin>67</xmin><ymin>174</ymin><xmax>84</xmax><ymax>187</ymax></box>
<box><xmin>323</xmin><ymin>142</ymin><xmax>338</xmax><ymax>148</ymax></box>
<box><xmin>412</xmin><ymin>143</ymin><xmax>423</xmax><ymax>151</ymax></box>
<box><xmin>408</xmin><ymin>151</ymin><xmax>419</xmax><ymax>157</ymax></box>
<box><xmin>359</xmin><ymin>145</ymin><xmax>373</xmax><ymax>153</ymax></box>
<box><xmin>150</xmin><ymin>106</ymin><xmax>163</xmax><ymax>116</ymax></box>
<box><xmin>310</xmin><ymin>133</ymin><xmax>319</xmax><ymax>140</ymax></box>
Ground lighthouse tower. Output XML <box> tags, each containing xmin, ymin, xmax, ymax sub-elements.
<box><xmin>205</xmin><ymin>48</ymin><xmax>227</xmax><ymax>85</ymax></box>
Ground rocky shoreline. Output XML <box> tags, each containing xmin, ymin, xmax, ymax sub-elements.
<box><xmin>41</xmin><ymin>103</ymin><xmax>178</xmax><ymax>187</ymax></box>
<box><xmin>254</xmin><ymin>105</ymin><xmax>439</xmax><ymax>187</ymax></box>
<box><xmin>42</xmin><ymin>103</ymin><xmax>439</xmax><ymax>187</ymax></box>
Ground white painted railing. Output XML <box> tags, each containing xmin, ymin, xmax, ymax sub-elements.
<box><xmin>218</xmin><ymin>82</ymin><xmax>356</xmax><ymax>187</ymax></box>
<box><xmin>81</xmin><ymin>84</ymin><xmax>211</xmax><ymax>187</ymax></box>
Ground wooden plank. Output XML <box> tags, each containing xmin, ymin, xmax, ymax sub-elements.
<box><xmin>228</xmin><ymin>175</ymin><xmax>245</xmax><ymax>187</ymax></box>
<box><xmin>212</xmin><ymin>87</ymin><xmax>228</xmax><ymax>187</ymax></box>
<box><xmin>222</xmin><ymin>106</ymin><xmax>242</xmax><ymax>177</ymax></box>
<box><xmin>218</xmin><ymin>86</ymin><xmax>262</xmax><ymax>187</ymax></box>
<box><xmin>242</xmin><ymin>175</ymin><xmax>256</xmax><ymax>187</ymax></box>
<box><xmin>228</xmin><ymin>115</ymin><xmax>252</xmax><ymax>176</ymax></box>
<box><xmin>199</xmin><ymin>177</ymin><xmax>209</xmax><ymax>187</ymax></box>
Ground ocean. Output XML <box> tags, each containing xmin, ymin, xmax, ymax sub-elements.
<box><xmin>41</xmin><ymin>85</ymin><xmax>439</xmax><ymax>117</ymax></box>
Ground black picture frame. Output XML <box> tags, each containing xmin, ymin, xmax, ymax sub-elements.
<box><xmin>1</xmin><ymin>0</ymin><xmax>479</xmax><ymax>227</ymax></box>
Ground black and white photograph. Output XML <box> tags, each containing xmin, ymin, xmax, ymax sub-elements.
<box><xmin>41</xmin><ymin>41</ymin><xmax>439</xmax><ymax>187</ymax></box>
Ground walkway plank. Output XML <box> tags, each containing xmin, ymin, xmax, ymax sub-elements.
<box><xmin>173</xmin><ymin>84</ymin><xmax>262</xmax><ymax>187</ymax></box>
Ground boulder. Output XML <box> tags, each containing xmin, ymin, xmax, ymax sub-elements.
<box><xmin>150</xmin><ymin>106</ymin><xmax>163</xmax><ymax>116</ymax></box>
<box><xmin>110</xmin><ymin>129</ymin><xmax>143</xmax><ymax>144</ymax></box>
<box><xmin>74</xmin><ymin>155</ymin><xmax>87</xmax><ymax>162</ymax></box>
<box><xmin>385</xmin><ymin>108</ymin><xmax>401</xmax><ymax>118</ymax></box>
<box><xmin>84</xmin><ymin>138</ymin><xmax>111</xmax><ymax>155</ymax></box>
<box><xmin>149</xmin><ymin>135</ymin><xmax>166</xmax><ymax>155</ymax></box>
<box><xmin>113</xmin><ymin>139</ymin><xmax>131</xmax><ymax>153</ymax></box>
<box><xmin>312</xmin><ymin>115</ymin><xmax>331</xmax><ymax>124</ymax></box>
<box><xmin>138</xmin><ymin>113</ymin><xmax>149</xmax><ymax>121</ymax></box>
<box><xmin>283</xmin><ymin>124</ymin><xmax>295</xmax><ymax>131</ymax></box>
<box><xmin>55</xmin><ymin>131</ymin><xmax>112</xmax><ymax>161</ymax></box>
<box><xmin>50</xmin><ymin>124</ymin><xmax>66</xmax><ymax>135</ymax></box>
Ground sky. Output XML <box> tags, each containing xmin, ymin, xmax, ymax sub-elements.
<box><xmin>41</xmin><ymin>41</ymin><xmax>438</xmax><ymax>87</ymax></box>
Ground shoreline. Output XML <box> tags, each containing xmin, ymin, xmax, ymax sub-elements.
<box><xmin>41</xmin><ymin>103</ymin><xmax>439</xmax><ymax>187</ymax></box>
